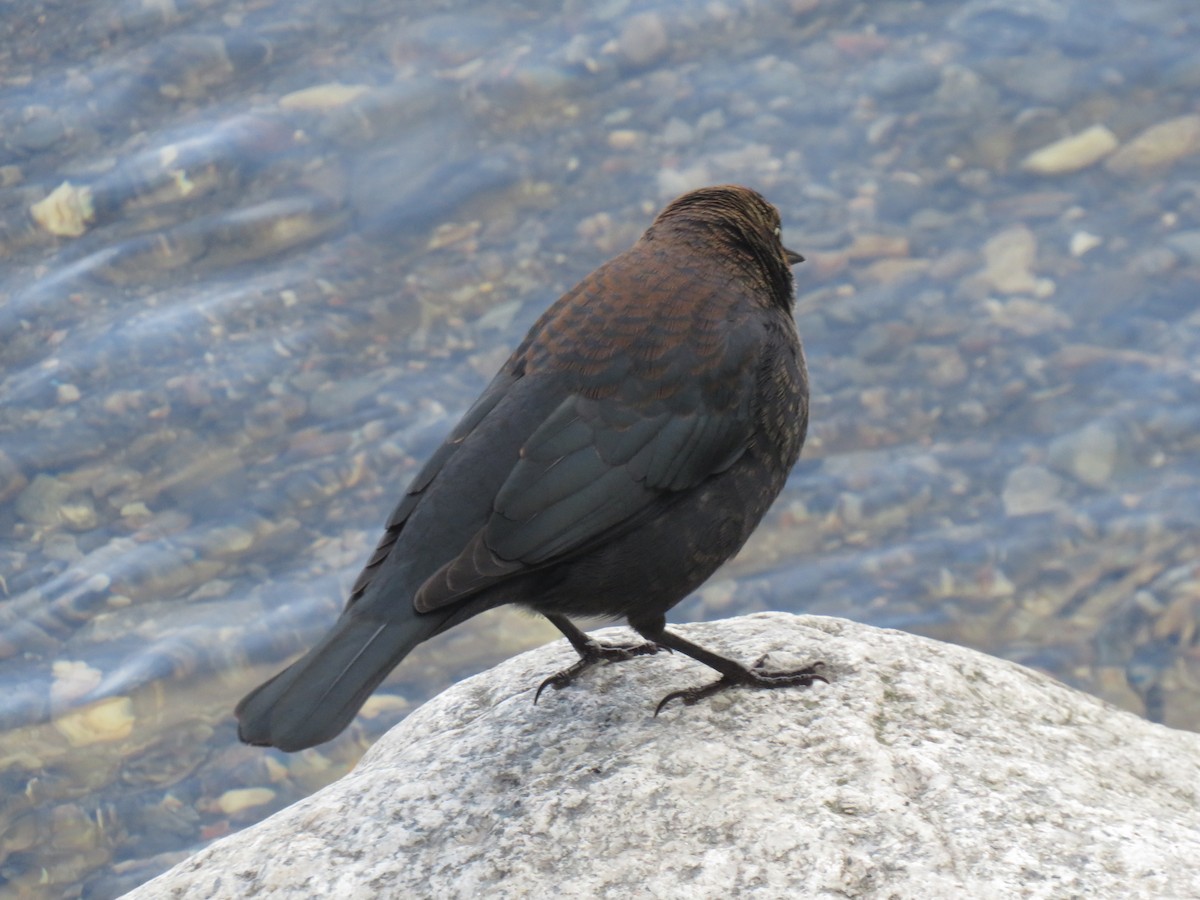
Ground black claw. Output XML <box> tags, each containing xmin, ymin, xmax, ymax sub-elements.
<box><xmin>534</xmin><ymin>670</ymin><xmax>572</xmax><ymax>704</ymax></box>
<box><xmin>654</xmin><ymin>674</ymin><xmax>737</xmax><ymax>716</ymax></box>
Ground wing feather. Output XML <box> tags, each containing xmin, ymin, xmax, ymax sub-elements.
<box><xmin>413</xmin><ymin>387</ymin><xmax>752</xmax><ymax>612</ymax></box>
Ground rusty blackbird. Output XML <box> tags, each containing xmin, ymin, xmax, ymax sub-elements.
<box><xmin>236</xmin><ymin>185</ymin><xmax>821</xmax><ymax>751</ymax></box>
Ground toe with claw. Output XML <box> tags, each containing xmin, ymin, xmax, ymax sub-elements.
<box><xmin>655</xmin><ymin>660</ymin><xmax>827</xmax><ymax>716</ymax></box>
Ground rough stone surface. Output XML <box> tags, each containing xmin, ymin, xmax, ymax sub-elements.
<box><xmin>124</xmin><ymin>614</ymin><xmax>1200</xmax><ymax>899</ymax></box>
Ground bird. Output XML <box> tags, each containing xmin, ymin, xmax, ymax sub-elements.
<box><xmin>235</xmin><ymin>184</ymin><xmax>822</xmax><ymax>751</ymax></box>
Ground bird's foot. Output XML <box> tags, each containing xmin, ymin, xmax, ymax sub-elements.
<box><xmin>535</xmin><ymin>639</ymin><xmax>662</xmax><ymax>703</ymax></box>
<box><xmin>654</xmin><ymin>657</ymin><xmax>827</xmax><ymax>716</ymax></box>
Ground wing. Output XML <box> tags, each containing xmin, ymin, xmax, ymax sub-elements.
<box><xmin>412</xmin><ymin>386</ymin><xmax>754</xmax><ymax>613</ymax></box>
<box><xmin>345</xmin><ymin>370</ymin><xmax>519</xmax><ymax>607</ymax></box>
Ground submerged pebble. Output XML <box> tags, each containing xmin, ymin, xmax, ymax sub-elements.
<box><xmin>1020</xmin><ymin>124</ymin><xmax>1118</xmax><ymax>175</ymax></box>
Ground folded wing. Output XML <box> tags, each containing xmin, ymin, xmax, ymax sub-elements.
<box><xmin>413</xmin><ymin>389</ymin><xmax>752</xmax><ymax>612</ymax></box>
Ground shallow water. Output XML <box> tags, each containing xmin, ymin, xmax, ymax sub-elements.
<box><xmin>2</xmin><ymin>0</ymin><xmax>1199</xmax><ymax>895</ymax></box>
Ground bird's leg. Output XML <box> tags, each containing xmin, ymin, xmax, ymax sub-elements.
<box><xmin>535</xmin><ymin>614</ymin><xmax>662</xmax><ymax>702</ymax></box>
<box><xmin>629</xmin><ymin>619</ymin><xmax>826</xmax><ymax>715</ymax></box>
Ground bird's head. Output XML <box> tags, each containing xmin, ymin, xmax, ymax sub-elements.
<box><xmin>649</xmin><ymin>184</ymin><xmax>804</xmax><ymax>309</ymax></box>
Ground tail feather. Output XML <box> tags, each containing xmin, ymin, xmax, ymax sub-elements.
<box><xmin>235</xmin><ymin>613</ymin><xmax>442</xmax><ymax>751</ymax></box>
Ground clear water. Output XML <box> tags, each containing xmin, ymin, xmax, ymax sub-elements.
<box><xmin>1</xmin><ymin>0</ymin><xmax>1198</xmax><ymax>895</ymax></box>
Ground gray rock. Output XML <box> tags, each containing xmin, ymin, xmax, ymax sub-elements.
<box><xmin>15</xmin><ymin>473</ymin><xmax>90</xmax><ymax>527</ymax></box>
<box><xmin>615</xmin><ymin>12</ymin><xmax>668</xmax><ymax>69</ymax></box>
<box><xmin>1046</xmin><ymin>420</ymin><xmax>1130</xmax><ymax>488</ymax></box>
<box><xmin>124</xmin><ymin>614</ymin><xmax>1200</xmax><ymax>900</ymax></box>
<box><xmin>864</xmin><ymin>60</ymin><xmax>941</xmax><ymax>100</ymax></box>
<box><xmin>1002</xmin><ymin>463</ymin><xmax>1064</xmax><ymax>516</ymax></box>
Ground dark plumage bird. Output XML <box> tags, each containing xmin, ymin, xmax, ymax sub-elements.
<box><xmin>236</xmin><ymin>184</ymin><xmax>822</xmax><ymax>751</ymax></box>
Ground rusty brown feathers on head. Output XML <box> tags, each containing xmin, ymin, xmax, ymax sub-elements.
<box><xmin>646</xmin><ymin>184</ymin><xmax>804</xmax><ymax>309</ymax></box>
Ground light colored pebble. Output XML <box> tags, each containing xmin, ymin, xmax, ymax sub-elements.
<box><xmin>1069</xmin><ymin>231</ymin><xmax>1103</xmax><ymax>257</ymax></box>
<box><xmin>279</xmin><ymin>83</ymin><xmax>372</xmax><ymax>111</ymax></box>
<box><xmin>1003</xmin><ymin>464</ymin><xmax>1064</xmax><ymax>516</ymax></box>
<box><xmin>616</xmin><ymin>12</ymin><xmax>668</xmax><ymax>68</ymax></box>
<box><xmin>30</xmin><ymin>181</ymin><xmax>95</xmax><ymax>237</ymax></box>
<box><xmin>1106</xmin><ymin>114</ymin><xmax>1200</xmax><ymax>175</ymax></box>
<box><xmin>59</xmin><ymin>500</ymin><xmax>98</xmax><ymax>531</ymax></box>
<box><xmin>1047</xmin><ymin>421</ymin><xmax>1123</xmax><ymax>488</ymax></box>
<box><xmin>53</xmin><ymin>697</ymin><xmax>136</xmax><ymax>746</ymax></box>
<box><xmin>50</xmin><ymin>660</ymin><xmax>104</xmax><ymax>707</ymax></box>
<box><xmin>978</xmin><ymin>224</ymin><xmax>1042</xmax><ymax>295</ymax></box>
<box><xmin>607</xmin><ymin>129</ymin><xmax>642</xmax><ymax>150</ymax></box>
<box><xmin>1020</xmin><ymin>125</ymin><xmax>1118</xmax><ymax>175</ymax></box>
<box><xmin>216</xmin><ymin>787</ymin><xmax>277</xmax><ymax>815</ymax></box>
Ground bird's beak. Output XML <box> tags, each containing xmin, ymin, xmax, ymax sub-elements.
<box><xmin>785</xmin><ymin>247</ymin><xmax>805</xmax><ymax>266</ymax></box>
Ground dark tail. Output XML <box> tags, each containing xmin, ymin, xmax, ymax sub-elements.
<box><xmin>235</xmin><ymin>611</ymin><xmax>447</xmax><ymax>751</ymax></box>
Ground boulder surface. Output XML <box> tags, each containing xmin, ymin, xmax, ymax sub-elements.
<box><xmin>124</xmin><ymin>613</ymin><xmax>1200</xmax><ymax>899</ymax></box>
